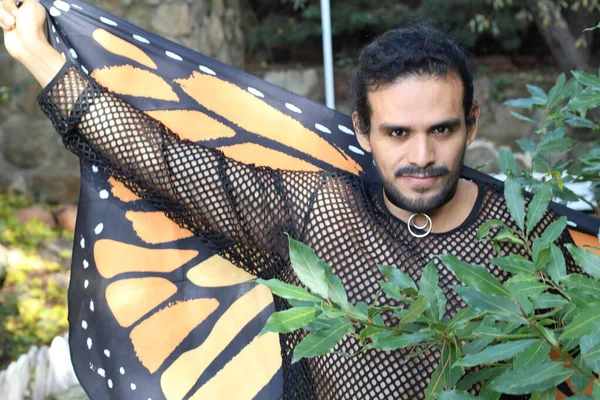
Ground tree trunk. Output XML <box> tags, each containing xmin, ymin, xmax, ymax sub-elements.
<box><xmin>526</xmin><ymin>0</ymin><xmax>592</xmax><ymax>73</ymax></box>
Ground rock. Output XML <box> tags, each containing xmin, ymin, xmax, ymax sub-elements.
<box><xmin>0</xmin><ymin>352</ymin><xmax>32</xmax><ymax>400</ymax></box>
<box><xmin>46</xmin><ymin>337</ymin><xmax>78</xmax><ymax>395</ymax></box>
<box><xmin>465</xmin><ymin>140</ymin><xmax>501</xmax><ymax>174</ymax></box>
<box><xmin>51</xmin><ymin>385</ymin><xmax>89</xmax><ymax>400</ymax></box>
<box><xmin>152</xmin><ymin>3</ymin><xmax>192</xmax><ymax>36</ymax></box>
<box><xmin>54</xmin><ymin>205</ymin><xmax>78</xmax><ymax>234</ymax></box>
<box><xmin>16</xmin><ymin>206</ymin><xmax>56</xmax><ymax>228</ymax></box>
<box><xmin>32</xmin><ymin>346</ymin><xmax>49</xmax><ymax>400</ymax></box>
<box><xmin>263</xmin><ymin>68</ymin><xmax>323</xmax><ymax>102</ymax></box>
<box><xmin>2</xmin><ymin>115</ymin><xmax>55</xmax><ymax>169</ymax></box>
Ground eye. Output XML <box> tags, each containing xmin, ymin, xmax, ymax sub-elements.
<box><xmin>432</xmin><ymin>126</ymin><xmax>452</xmax><ymax>135</ymax></box>
<box><xmin>390</xmin><ymin>129</ymin><xmax>408</xmax><ymax>138</ymax></box>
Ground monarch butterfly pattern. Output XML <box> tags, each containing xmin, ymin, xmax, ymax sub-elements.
<box><xmin>38</xmin><ymin>1</ymin><xmax>600</xmax><ymax>399</ymax></box>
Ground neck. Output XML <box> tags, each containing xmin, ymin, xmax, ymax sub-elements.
<box><xmin>382</xmin><ymin>179</ymin><xmax>478</xmax><ymax>234</ymax></box>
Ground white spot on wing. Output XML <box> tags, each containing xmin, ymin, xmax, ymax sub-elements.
<box><xmin>80</xmin><ymin>237</ymin><xmax>85</xmax><ymax>249</ymax></box>
<box><xmin>166</xmin><ymin>51</ymin><xmax>182</xmax><ymax>61</ymax></box>
<box><xmin>94</xmin><ymin>223</ymin><xmax>104</xmax><ymax>235</ymax></box>
<box><xmin>83</xmin><ymin>259</ymin><xmax>89</xmax><ymax>269</ymax></box>
<box><xmin>84</xmin><ymin>280</ymin><xmax>89</xmax><ymax>289</ymax></box>
<box><xmin>349</xmin><ymin>145</ymin><xmax>365</xmax><ymax>155</ymax></box>
<box><xmin>54</xmin><ymin>1</ymin><xmax>70</xmax><ymax>12</ymax></box>
<box><xmin>87</xmin><ymin>338</ymin><xmax>92</xmax><ymax>349</ymax></box>
<box><xmin>133</xmin><ymin>34</ymin><xmax>150</xmax><ymax>44</ymax></box>
<box><xmin>315</xmin><ymin>124</ymin><xmax>331</xmax><ymax>134</ymax></box>
<box><xmin>99</xmin><ymin>190</ymin><xmax>109</xmax><ymax>199</ymax></box>
<box><xmin>100</xmin><ymin>17</ymin><xmax>117</xmax><ymax>26</ymax></box>
<box><xmin>285</xmin><ymin>103</ymin><xmax>302</xmax><ymax>114</ymax></box>
<box><xmin>120</xmin><ymin>367</ymin><xmax>125</xmax><ymax>375</ymax></box>
<box><xmin>338</xmin><ymin>125</ymin><xmax>354</xmax><ymax>135</ymax></box>
<box><xmin>52</xmin><ymin>25</ymin><xmax>56</xmax><ymax>33</ymax></box>
<box><xmin>55</xmin><ymin>37</ymin><xmax>60</xmax><ymax>44</ymax></box>
<box><xmin>90</xmin><ymin>300</ymin><xmax>95</xmax><ymax>312</ymax></box>
<box><xmin>98</xmin><ymin>368</ymin><xmax>106</xmax><ymax>378</ymax></box>
<box><xmin>108</xmin><ymin>379</ymin><xmax>113</xmax><ymax>389</ymax></box>
<box><xmin>71</xmin><ymin>4</ymin><xmax>83</xmax><ymax>10</ymax></box>
<box><xmin>199</xmin><ymin>65</ymin><xmax>216</xmax><ymax>75</ymax></box>
<box><xmin>131</xmin><ymin>383</ymin><xmax>137</xmax><ymax>391</ymax></box>
<box><xmin>81</xmin><ymin>66</ymin><xmax>89</xmax><ymax>75</ymax></box>
<box><xmin>92</xmin><ymin>165</ymin><xmax>98</xmax><ymax>173</ymax></box>
<box><xmin>49</xmin><ymin>7</ymin><xmax>61</xmax><ymax>17</ymax></box>
<box><xmin>247</xmin><ymin>87</ymin><xmax>264</xmax><ymax>98</ymax></box>
<box><xmin>82</xmin><ymin>320</ymin><xmax>88</xmax><ymax>329</ymax></box>
<box><xmin>567</xmin><ymin>220</ymin><xmax>577</xmax><ymax>228</ymax></box>
<box><xmin>69</xmin><ymin>49</ymin><xmax>78</xmax><ymax>59</ymax></box>
<box><xmin>104</xmin><ymin>349</ymin><xmax>111</xmax><ymax>358</ymax></box>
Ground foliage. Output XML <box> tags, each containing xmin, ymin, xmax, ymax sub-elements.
<box><xmin>0</xmin><ymin>191</ymin><xmax>70</xmax><ymax>369</ymax></box>
<box><xmin>258</xmin><ymin>66</ymin><xmax>600</xmax><ymax>398</ymax></box>
<box><xmin>505</xmin><ymin>66</ymin><xmax>600</xmax><ymax>216</ymax></box>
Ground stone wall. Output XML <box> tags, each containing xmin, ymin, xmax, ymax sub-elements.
<box><xmin>0</xmin><ymin>0</ymin><xmax>244</xmax><ymax>204</ymax></box>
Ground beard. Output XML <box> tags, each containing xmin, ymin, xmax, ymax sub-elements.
<box><xmin>377</xmin><ymin>149</ymin><xmax>465</xmax><ymax>214</ymax></box>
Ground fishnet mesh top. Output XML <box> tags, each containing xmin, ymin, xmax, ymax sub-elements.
<box><xmin>38</xmin><ymin>63</ymin><xmax>579</xmax><ymax>400</ymax></box>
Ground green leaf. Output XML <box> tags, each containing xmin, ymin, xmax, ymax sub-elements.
<box><xmin>583</xmin><ymin>22</ymin><xmax>600</xmax><ymax>32</ymax></box>
<box><xmin>305</xmin><ymin>315</ymin><xmax>349</xmax><ymax>332</ymax></box>
<box><xmin>257</xmin><ymin>279</ymin><xmax>323</xmax><ymax>303</ymax></box>
<box><xmin>378</xmin><ymin>264</ymin><xmax>418</xmax><ymax>294</ymax></box>
<box><xmin>288</xmin><ymin>236</ymin><xmax>329</xmax><ymax>299</ymax></box>
<box><xmin>568</xmin><ymin>91</ymin><xmax>600</xmax><ymax>111</ymax></box>
<box><xmin>532</xmin><ymin>217</ymin><xmax>568</xmax><ymax>258</ymax></box>
<box><xmin>452</xmin><ymin>286</ymin><xmax>524</xmax><ymax>323</ymax></box>
<box><xmin>498</xmin><ymin>149</ymin><xmax>521</xmax><ymax>177</ymax></box>
<box><xmin>489</xmin><ymin>361</ymin><xmax>573</xmax><ymax>395</ymax></box>
<box><xmin>447</xmin><ymin>307</ymin><xmax>478</xmax><ymax>331</ymax></box>
<box><xmin>504</xmin><ymin>97</ymin><xmax>535</xmax><ymax>109</ymax></box>
<box><xmin>358</xmin><ymin>325</ymin><xmax>391</xmax><ymax>343</ymax></box>
<box><xmin>572</xmin><ymin>354</ymin><xmax>593</xmax><ymax>392</ymax></box>
<box><xmin>572</xmin><ymin>70</ymin><xmax>600</xmax><ymax>88</ymax></box>
<box><xmin>580</xmin><ymin>333</ymin><xmax>600</xmax><ymax>373</ymax></box>
<box><xmin>471</xmin><ymin>323</ymin><xmax>505</xmax><ymax>339</ymax></box>
<box><xmin>505</xmin><ymin>275</ymin><xmax>549</xmax><ymax>299</ymax></box>
<box><xmin>476</xmin><ymin>220</ymin><xmax>509</xmax><ymax>240</ymax></box>
<box><xmin>491</xmin><ymin>255</ymin><xmax>535</xmax><ymax>275</ymax></box>
<box><xmin>420</xmin><ymin>261</ymin><xmax>446</xmax><ymax>322</ymax></box>
<box><xmin>291</xmin><ymin>321</ymin><xmax>353</xmax><ymax>363</ymax></box>
<box><xmin>513</xmin><ymin>341</ymin><xmax>550</xmax><ymax>368</ymax></box>
<box><xmin>402</xmin><ymin>295</ymin><xmax>429</xmax><ymax>325</ymax></box>
<box><xmin>534</xmin><ymin>246</ymin><xmax>552</xmax><ymax>271</ymax></box>
<box><xmin>261</xmin><ymin>307</ymin><xmax>319</xmax><ymax>334</ymax></box>
<box><xmin>372</xmin><ymin>331</ymin><xmax>434</xmax><ymax>351</ymax></box>
<box><xmin>536</xmin><ymin>138</ymin><xmax>576</xmax><ymax>154</ymax></box>
<box><xmin>545</xmin><ymin>244</ymin><xmax>566</xmax><ymax>284</ymax></box>
<box><xmin>526</xmin><ymin>84</ymin><xmax>548</xmax><ymax>100</ymax></box>
<box><xmin>492</xmin><ymin>228</ymin><xmax>526</xmax><ymax>246</ymax></box>
<box><xmin>379</xmin><ymin>281</ymin><xmax>412</xmax><ymax>302</ymax></box>
<box><xmin>530</xmin><ymin>388</ymin><xmax>557</xmax><ymax>400</ymax></box>
<box><xmin>516</xmin><ymin>139</ymin><xmax>536</xmax><ymax>153</ymax></box>
<box><xmin>504</xmin><ymin>177</ymin><xmax>526</xmax><ymax>230</ymax></box>
<box><xmin>455</xmin><ymin>339</ymin><xmax>537</xmax><ymax>368</ymax></box>
<box><xmin>456</xmin><ymin>366</ymin><xmax>508</xmax><ymax>390</ymax></box>
<box><xmin>348</xmin><ymin>301</ymin><xmax>369</xmax><ymax>322</ymax></box>
<box><xmin>323</xmin><ymin>268</ymin><xmax>349</xmax><ymax>310</ymax></box>
<box><xmin>531</xmin><ymin>292</ymin><xmax>568</xmax><ymax>309</ymax></box>
<box><xmin>426</xmin><ymin>342</ymin><xmax>463</xmax><ymax>396</ymax></box>
<box><xmin>439</xmin><ymin>254</ymin><xmax>512</xmax><ymax>297</ymax></box>
<box><xmin>562</xmin><ymin>274</ymin><xmax>600</xmax><ymax>300</ymax></box>
<box><xmin>526</xmin><ymin>184</ymin><xmax>553</xmax><ymax>234</ymax></box>
<box><xmin>510</xmin><ymin>111</ymin><xmax>537</xmax><ymax>124</ymax></box>
<box><xmin>546</xmin><ymin>73</ymin><xmax>566</xmax><ymax>110</ymax></box>
<box><xmin>566</xmin><ymin>244</ymin><xmax>600</xmax><ymax>279</ymax></box>
<box><xmin>560</xmin><ymin>302</ymin><xmax>600</xmax><ymax>340</ymax></box>
<box><xmin>437</xmin><ymin>391</ymin><xmax>477</xmax><ymax>400</ymax></box>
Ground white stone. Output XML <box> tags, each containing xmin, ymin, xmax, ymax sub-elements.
<box><xmin>32</xmin><ymin>346</ymin><xmax>49</xmax><ymax>400</ymax></box>
<box><xmin>46</xmin><ymin>337</ymin><xmax>78</xmax><ymax>395</ymax></box>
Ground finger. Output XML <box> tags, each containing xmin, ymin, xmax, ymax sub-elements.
<box><xmin>0</xmin><ymin>9</ymin><xmax>14</xmax><ymax>28</ymax></box>
<box><xmin>2</xmin><ymin>0</ymin><xmax>18</xmax><ymax>17</ymax></box>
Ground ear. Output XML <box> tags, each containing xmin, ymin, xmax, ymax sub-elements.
<box><xmin>466</xmin><ymin>105</ymin><xmax>480</xmax><ymax>147</ymax></box>
<box><xmin>352</xmin><ymin>111</ymin><xmax>372</xmax><ymax>153</ymax></box>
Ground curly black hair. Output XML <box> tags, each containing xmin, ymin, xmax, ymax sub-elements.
<box><xmin>349</xmin><ymin>25</ymin><xmax>475</xmax><ymax>135</ymax></box>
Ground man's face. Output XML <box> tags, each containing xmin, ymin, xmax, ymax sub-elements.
<box><xmin>354</xmin><ymin>73</ymin><xmax>478</xmax><ymax>214</ymax></box>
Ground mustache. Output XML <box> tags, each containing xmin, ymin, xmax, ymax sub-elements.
<box><xmin>394</xmin><ymin>166</ymin><xmax>450</xmax><ymax>178</ymax></box>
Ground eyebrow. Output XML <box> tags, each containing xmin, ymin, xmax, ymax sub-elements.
<box><xmin>380</xmin><ymin>118</ymin><xmax>462</xmax><ymax>133</ymax></box>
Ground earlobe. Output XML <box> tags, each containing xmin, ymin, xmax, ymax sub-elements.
<box><xmin>352</xmin><ymin>111</ymin><xmax>372</xmax><ymax>153</ymax></box>
<box><xmin>466</xmin><ymin>105</ymin><xmax>480</xmax><ymax>147</ymax></box>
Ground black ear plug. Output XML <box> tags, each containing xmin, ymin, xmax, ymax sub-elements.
<box><xmin>16</xmin><ymin>1</ymin><xmax>23</xmax><ymax>7</ymax></box>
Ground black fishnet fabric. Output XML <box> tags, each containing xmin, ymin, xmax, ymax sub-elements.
<box><xmin>38</xmin><ymin>63</ymin><xmax>580</xmax><ymax>400</ymax></box>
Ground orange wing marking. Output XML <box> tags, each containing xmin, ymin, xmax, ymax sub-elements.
<box><xmin>130</xmin><ymin>298</ymin><xmax>219</xmax><ymax>374</ymax></box>
<box><xmin>188</xmin><ymin>332</ymin><xmax>281</xmax><ymax>400</ymax></box>
<box><xmin>106</xmin><ymin>277</ymin><xmax>177</xmax><ymax>328</ymax></box>
<box><xmin>109</xmin><ymin>177</ymin><xmax>141</xmax><ymax>202</ymax></box>
<box><xmin>160</xmin><ymin>284</ymin><xmax>278</xmax><ymax>400</ymax></box>
<box><xmin>186</xmin><ymin>255</ymin><xmax>256</xmax><ymax>287</ymax></box>
<box><xmin>94</xmin><ymin>240</ymin><xmax>198</xmax><ymax>279</ymax></box>
<box><xmin>146</xmin><ymin>110</ymin><xmax>236</xmax><ymax>141</ymax></box>
<box><xmin>569</xmin><ymin>229</ymin><xmax>600</xmax><ymax>256</ymax></box>
<box><xmin>175</xmin><ymin>72</ymin><xmax>362</xmax><ymax>174</ymax></box>
<box><xmin>92</xmin><ymin>65</ymin><xmax>180</xmax><ymax>101</ymax></box>
<box><xmin>92</xmin><ymin>29</ymin><xmax>157</xmax><ymax>70</ymax></box>
<box><xmin>218</xmin><ymin>143</ymin><xmax>321</xmax><ymax>172</ymax></box>
<box><xmin>126</xmin><ymin>211</ymin><xmax>194</xmax><ymax>245</ymax></box>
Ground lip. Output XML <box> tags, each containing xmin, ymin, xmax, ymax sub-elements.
<box><xmin>401</xmin><ymin>175</ymin><xmax>439</xmax><ymax>186</ymax></box>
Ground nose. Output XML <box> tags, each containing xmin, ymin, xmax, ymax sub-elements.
<box><xmin>407</xmin><ymin>133</ymin><xmax>435</xmax><ymax>169</ymax></box>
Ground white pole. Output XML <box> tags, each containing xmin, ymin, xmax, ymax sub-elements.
<box><xmin>320</xmin><ymin>0</ymin><xmax>335</xmax><ymax>109</ymax></box>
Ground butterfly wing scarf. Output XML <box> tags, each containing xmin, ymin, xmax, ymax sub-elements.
<box><xmin>36</xmin><ymin>1</ymin><xmax>600</xmax><ymax>399</ymax></box>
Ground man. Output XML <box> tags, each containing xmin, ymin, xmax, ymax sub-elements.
<box><xmin>0</xmin><ymin>1</ymin><xmax>575</xmax><ymax>398</ymax></box>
